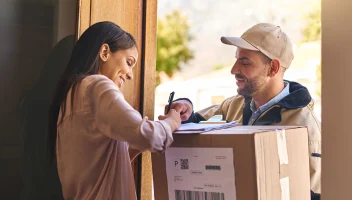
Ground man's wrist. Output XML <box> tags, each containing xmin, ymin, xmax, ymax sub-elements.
<box><xmin>173</xmin><ymin>98</ymin><xmax>193</xmax><ymax>107</ymax></box>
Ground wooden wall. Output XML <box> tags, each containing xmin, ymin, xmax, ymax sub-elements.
<box><xmin>322</xmin><ymin>0</ymin><xmax>352</xmax><ymax>199</ymax></box>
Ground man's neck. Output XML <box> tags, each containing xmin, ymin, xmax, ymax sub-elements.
<box><xmin>252</xmin><ymin>80</ymin><xmax>285</xmax><ymax>110</ymax></box>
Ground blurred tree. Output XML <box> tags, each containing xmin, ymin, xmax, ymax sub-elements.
<box><xmin>213</xmin><ymin>64</ymin><xmax>225</xmax><ymax>71</ymax></box>
<box><xmin>301</xmin><ymin>0</ymin><xmax>321</xmax><ymax>43</ymax></box>
<box><xmin>316</xmin><ymin>64</ymin><xmax>321</xmax><ymax>93</ymax></box>
<box><xmin>301</xmin><ymin>0</ymin><xmax>321</xmax><ymax>96</ymax></box>
<box><xmin>156</xmin><ymin>10</ymin><xmax>194</xmax><ymax>85</ymax></box>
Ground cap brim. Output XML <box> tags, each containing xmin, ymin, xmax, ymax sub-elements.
<box><xmin>221</xmin><ymin>36</ymin><xmax>259</xmax><ymax>51</ymax></box>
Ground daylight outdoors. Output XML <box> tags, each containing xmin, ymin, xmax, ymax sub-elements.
<box><xmin>154</xmin><ymin>0</ymin><xmax>321</xmax><ymax>121</ymax></box>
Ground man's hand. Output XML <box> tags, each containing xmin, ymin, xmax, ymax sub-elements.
<box><xmin>163</xmin><ymin>100</ymin><xmax>193</xmax><ymax>121</ymax></box>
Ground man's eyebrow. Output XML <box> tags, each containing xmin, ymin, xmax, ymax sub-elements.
<box><xmin>237</xmin><ymin>57</ymin><xmax>250</xmax><ymax>61</ymax></box>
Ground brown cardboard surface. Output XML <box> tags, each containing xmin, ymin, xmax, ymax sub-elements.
<box><xmin>283</xmin><ymin>128</ymin><xmax>310</xmax><ymax>199</ymax></box>
<box><xmin>152</xmin><ymin>126</ymin><xmax>310</xmax><ymax>200</ymax></box>
<box><xmin>254</xmin><ymin>131</ymin><xmax>281</xmax><ymax>200</ymax></box>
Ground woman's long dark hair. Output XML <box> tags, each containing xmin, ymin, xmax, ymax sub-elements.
<box><xmin>48</xmin><ymin>21</ymin><xmax>137</xmax><ymax>162</ymax></box>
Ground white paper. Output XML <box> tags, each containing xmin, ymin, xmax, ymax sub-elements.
<box><xmin>176</xmin><ymin>123</ymin><xmax>218</xmax><ymax>131</ymax></box>
<box><xmin>165</xmin><ymin>148</ymin><xmax>236</xmax><ymax>200</ymax></box>
<box><xmin>207</xmin><ymin>115</ymin><xmax>223</xmax><ymax>121</ymax></box>
<box><xmin>174</xmin><ymin>121</ymin><xmax>237</xmax><ymax>134</ymax></box>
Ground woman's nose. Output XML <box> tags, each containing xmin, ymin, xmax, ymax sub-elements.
<box><xmin>127</xmin><ymin>71</ymin><xmax>133</xmax><ymax>80</ymax></box>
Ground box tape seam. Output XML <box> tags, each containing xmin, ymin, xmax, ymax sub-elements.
<box><xmin>280</xmin><ymin>177</ymin><xmax>290</xmax><ymax>200</ymax></box>
<box><xmin>276</xmin><ymin>129</ymin><xmax>289</xmax><ymax>164</ymax></box>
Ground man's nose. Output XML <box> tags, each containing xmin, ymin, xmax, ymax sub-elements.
<box><xmin>231</xmin><ymin>61</ymin><xmax>240</xmax><ymax>75</ymax></box>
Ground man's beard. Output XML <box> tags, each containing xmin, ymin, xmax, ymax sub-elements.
<box><xmin>236</xmin><ymin>71</ymin><xmax>267</xmax><ymax>97</ymax></box>
<box><xmin>237</xmin><ymin>78</ymin><xmax>256</xmax><ymax>97</ymax></box>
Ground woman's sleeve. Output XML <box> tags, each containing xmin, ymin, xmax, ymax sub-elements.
<box><xmin>87</xmin><ymin>75</ymin><xmax>173</xmax><ymax>152</ymax></box>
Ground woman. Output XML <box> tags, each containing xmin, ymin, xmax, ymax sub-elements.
<box><xmin>48</xmin><ymin>21</ymin><xmax>181</xmax><ymax>200</ymax></box>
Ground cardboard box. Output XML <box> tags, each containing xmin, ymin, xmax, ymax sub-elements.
<box><xmin>152</xmin><ymin>126</ymin><xmax>310</xmax><ymax>200</ymax></box>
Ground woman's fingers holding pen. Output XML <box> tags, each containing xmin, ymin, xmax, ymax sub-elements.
<box><xmin>158</xmin><ymin>109</ymin><xmax>181</xmax><ymax>131</ymax></box>
<box><xmin>164</xmin><ymin>100</ymin><xmax>192</xmax><ymax>121</ymax></box>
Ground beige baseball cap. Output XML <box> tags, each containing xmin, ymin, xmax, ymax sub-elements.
<box><xmin>221</xmin><ymin>23</ymin><xmax>294</xmax><ymax>69</ymax></box>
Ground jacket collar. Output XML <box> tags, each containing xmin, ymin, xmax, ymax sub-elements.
<box><xmin>277</xmin><ymin>80</ymin><xmax>312</xmax><ymax>109</ymax></box>
<box><xmin>242</xmin><ymin>81</ymin><xmax>312</xmax><ymax>125</ymax></box>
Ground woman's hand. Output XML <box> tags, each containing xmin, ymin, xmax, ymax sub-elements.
<box><xmin>164</xmin><ymin>100</ymin><xmax>193</xmax><ymax>121</ymax></box>
<box><xmin>158</xmin><ymin>109</ymin><xmax>182</xmax><ymax>132</ymax></box>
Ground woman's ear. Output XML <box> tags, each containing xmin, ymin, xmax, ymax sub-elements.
<box><xmin>268</xmin><ymin>59</ymin><xmax>281</xmax><ymax>77</ymax></box>
<box><xmin>99</xmin><ymin>44</ymin><xmax>110</xmax><ymax>62</ymax></box>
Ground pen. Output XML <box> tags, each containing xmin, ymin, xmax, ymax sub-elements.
<box><xmin>311</xmin><ymin>153</ymin><xmax>321</xmax><ymax>157</ymax></box>
<box><xmin>167</xmin><ymin>91</ymin><xmax>175</xmax><ymax>113</ymax></box>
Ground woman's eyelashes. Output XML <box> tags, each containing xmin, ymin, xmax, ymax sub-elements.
<box><xmin>126</xmin><ymin>61</ymin><xmax>132</xmax><ymax>66</ymax></box>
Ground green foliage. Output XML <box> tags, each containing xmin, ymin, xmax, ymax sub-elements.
<box><xmin>316</xmin><ymin>64</ymin><xmax>321</xmax><ymax>96</ymax></box>
<box><xmin>213</xmin><ymin>64</ymin><xmax>225</xmax><ymax>71</ymax></box>
<box><xmin>301</xmin><ymin>0</ymin><xmax>321</xmax><ymax>96</ymax></box>
<box><xmin>156</xmin><ymin>10</ymin><xmax>194</xmax><ymax>85</ymax></box>
<box><xmin>301</xmin><ymin>1</ymin><xmax>321</xmax><ymax>43</ymax></box>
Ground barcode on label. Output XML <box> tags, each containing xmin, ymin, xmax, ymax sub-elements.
<box><xmin>175</xmin><ymin>190</ymin><xmax>225</xmax><ymax>200</ymax></box>
<box><xmin>205</xmin><ymin>165</ymin><xmax>221</xmax><ymax>170</ymax></box>
<box><xmin>181</xmin><ymin>159</ymin><xmax>189</xmax><ymax>169</ymax></box>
